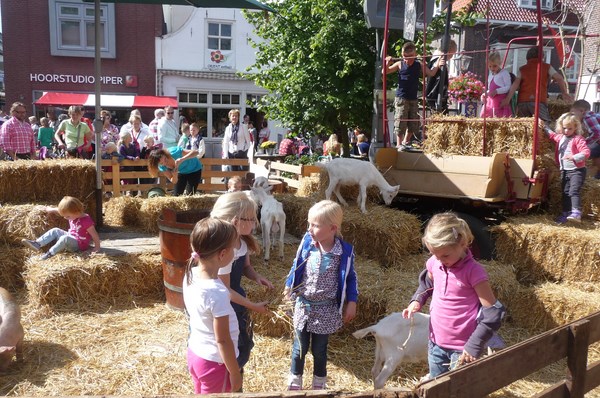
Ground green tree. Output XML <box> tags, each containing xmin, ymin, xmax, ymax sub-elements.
<box><xmin>244</xmin><ymin>0</ymin><xmax>376</xmax><ymax>151</ymax></box>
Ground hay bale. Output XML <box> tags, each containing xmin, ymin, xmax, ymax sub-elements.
<box><xmin>547</xmin><ymin>99</ymin><xmax>572</xmax><ymax>122</ymax></box>
<box><xmin>582</xmin><ymin>174</ymin><xmax>600</xmax><ymax>221</ymax></box>
<box><xmin>279</xmin><ymin>194</ymin><xmax>421</xmax><ymax>266</ymax></box>
<box><xmin>510</xmin><ymin>281</ymin><xmax>600</xmax><ymax>333</ymax></box>
<box><xmin>103</xmin><ymin>196</ymin><xmax>144</xmax><ymax>227</ymax></box>
<box><xmin>382</xmin><ymin>254</ymin><xmax>429</xmax><ymax>313</ymax></box>
<box><xmin>0</xmin><ymin>159</ymin><xmax>95</xmax><ymax>204</ymax></box>
<box><xmin>0</xmin><ymin>244</ymin><xmax>29</xmax><ymax>290</ymax></box>
<box><xmin>137</xmin><ymin>194</ymin><xmax>220</xmax><ymax>234</ymax></box>
<box><xmin>296</xmin><ymin>169</ymin><xmax>382</xmax><ymax>204</ymax></box>
<box><xmin>24</xmin><ymin>252</ymin><xmax>163</xmax><ymax>310</ymax></box>
<box><xmin>423</xmin><ymin>117</ymin><xmax>554</xmax><ymax>160</ymax></box>
<box><xmin>492</xmin><ymin>215</ymin><xmax>600</xmax><ymax>284</ymax></box>
<box><xmin>0</xmin><ymin>204</ymin><xmax>68</xmax><ymax>244</ymax></box>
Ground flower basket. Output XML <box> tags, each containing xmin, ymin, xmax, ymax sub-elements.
<box><xmin>260</xmin><ymin>141</ymin><xmax>277</xmax><ymax>150</ymax></box>
<box><xmin>448</xmin><ymin>72</ymin><xmax>485</xmax><ymax>104</ymax></box>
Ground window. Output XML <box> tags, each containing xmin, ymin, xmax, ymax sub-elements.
<box><xmin>207</xmin><ymin>22</ymin><xmax>232</xmax><ymax>51</ymax></box>
<box><xmin>212</xmin><ymin>94</ymin><xmax>240</xmax><ymax>105</ymax></box>
<box><xmin>564</xmin><ymin>53</ymin><xmax>580</xmax><ymax>82</ymax></box>
<box><xmin>179</xmin><ymin>92</ymin><xmax>208</xmax><ymax>104</ymax></box>
<box><xmin>49</xmin><ymin>0</ymin><xmax>116</xmax><ymax>58</ymax></box>
<box><xmin>518</xmin><ymin>0</ymin><xmax>553</xmax><ymax>10</ymax></box>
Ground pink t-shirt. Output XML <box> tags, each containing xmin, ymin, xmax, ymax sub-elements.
<box><xmin>426</xmin><ymin>250</ymin><xmax>488</xmax><ymax>351</ymax></box>
<box><xmin>68</xmin><ymin>214</ymin><xmax>95</xmax><ymax>251</ymax></box>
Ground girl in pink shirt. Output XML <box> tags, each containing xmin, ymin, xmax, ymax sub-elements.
<box><xmin>21</xmin><ymin>196</ymin><xmax>100</xmax><ymax>260</ymax></box>
<box><xmin>402</xmin><ymin>212</ymin><xmax>505</xmax><ymax>379</ymax></box>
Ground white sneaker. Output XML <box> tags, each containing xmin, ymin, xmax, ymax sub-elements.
<box><xmin>312</xmin><ymin>375</ymin><xmax>327</xmax><ymax>390</ymax></box>
<box><xmin>287</xmin><ymin>374</ymin><xmax>302</xmax><ymax>391</ymax></box>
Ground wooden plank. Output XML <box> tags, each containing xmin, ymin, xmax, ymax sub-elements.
<box><xmin>566</xmin><ymin>320</ymin><xmax>590</xmax><ymax>398</ymax></box>
<box><xmin>419</xmin><ymin>327</ymin><xmax>570</xmax><ymax>397</ymax></box>
<box><xmin>587</xmin><ymin>311</ymin><xmax>600</xmax><ymax>343</ymax></box>
<box><xmin>584</xmin><ymin>361</ymin><xmax>600</xmax><ymax>393</ymax></box>
<box><xmin>531</xmin><ymin>382</ymin><xmax>569</xmax><ymax>398</ymax></box>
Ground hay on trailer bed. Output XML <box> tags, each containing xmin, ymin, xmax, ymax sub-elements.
<box><xmin>0</xmin><ymin>159</ymin><xmax>95</xmax><ymax>204</ymax></box>
<box><xmin>137</xmin><ymin>194</ymin><xmax>220</xmax><ymax>234</ymax></box>
<box><xmin>103</xmin><ymin>195</ymin><xmax>144</xmax><ymax>227</ymax></box>
<box><xmin>24</xmin><ymin>252</ymin><xmax>163</xmax><ymax>311</ymax></box>
<box><xmin>492</xmin><ymin>215</ymin><xmax>600</xmax><ymax>284</ymax></box>
<box><xmin>422</xmin><ymin>117</ymin><xmax>554</xmax><ymax>160</ymax></box>
<box><xmin>510</xmin><ymin>281</ymin><xmax>600</xmax><ymax>333</ymax></box>
<box><xmin>0</xmin><ymin>204</ymin><xmax>68</xmax><ymax>244</ymax></box>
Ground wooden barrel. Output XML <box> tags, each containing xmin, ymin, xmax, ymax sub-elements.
<box><xmin>158</xmin><ymin>207</ymin><xmax>211</xmax><ymax>310</ymax></box>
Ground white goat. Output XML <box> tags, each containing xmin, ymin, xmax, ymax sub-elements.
<box><xmin>317</xmin><ymin>158</ymin><xmax>400</xmax><ymax>213</ymax></box>
<box><xmin>353</xmin><ymin>312</ymin><xmax>429</xmax><ymax>389</ymax></box>
<box><xmin>251</xmin><ymin>185</ymin><xmax>286</xmax><ymax>262</ymax></box>
<box><xmin>253</xmin><ymin>176</ymin><xmax>271</xmax><ymax>191</ymax></box>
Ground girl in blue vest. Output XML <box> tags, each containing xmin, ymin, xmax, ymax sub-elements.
<box><xmin>284</xmin><ymin>200</ymin><xmax>358</xmax><ymax>390</ymax></box>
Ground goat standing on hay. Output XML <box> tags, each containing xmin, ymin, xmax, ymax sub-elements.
<box><xmin>353</xmin><ymin>312</ymin><xmax>429</xmax><ymax>389</ymax></box>
<box><xmin>251</xmin><ymin>184</ymin><xmax>285</xmax><ymax>262</ymax></box>
<box><xmin>317</xmin><ymin>158</ymin><xmax>400</xmax><ymax>213</ymax></box>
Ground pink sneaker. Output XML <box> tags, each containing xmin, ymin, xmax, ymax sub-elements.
<box><xmin>287</xmin><ymin>374</ymin><xmax>302</xmax><ymax>391</ymax></box>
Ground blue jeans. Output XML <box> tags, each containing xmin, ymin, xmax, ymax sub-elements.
<box><xmin>428</xmin><ymin>340</ymin><xmax>462</xmax><ymax>378</ymax></box>
<box><xmin>561</xmin><ymin>168</ymin><xmax>586</xmax><ymax>212</ymax></box>
<box><xmin>37</xmin><ymin>228</ymin><xmax>79</xmax><ymax>255</ymax></box>
<box><xmin>290</xmin><ymin>326</ymin><xmax>329</xmax><ymax>377</ymax></box>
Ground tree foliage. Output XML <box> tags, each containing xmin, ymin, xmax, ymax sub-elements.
<box><xmin>243</xmin><ymin>0</ymin><xmax>376</xmax><ymax>137</ymax></box>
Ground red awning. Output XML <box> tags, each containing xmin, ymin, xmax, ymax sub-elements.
<box><xmin>34</xmin><ymin>92</ymin><xmax>178</xmax><ymax>108</ymax></box>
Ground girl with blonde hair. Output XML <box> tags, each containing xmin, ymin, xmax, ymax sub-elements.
<box><xmin>211</xmin><ymin>192</ymin><xmax>273</xmax><ymax>378</ymax></box>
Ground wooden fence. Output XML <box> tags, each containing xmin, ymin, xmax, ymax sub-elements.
<box><xmin>101</xmin><ymin>158</ymin><xmax>250</xmax><ymax>197</ymax></box>
<box><xmin>418</xmin><ymin>310</ymin><xmax>600</xmax><ymax>397</ymax></box>
<box><xmin>254</xmin><ymin>158</ymin><xmax>320</xmax><ymax>189</ymax></box>
<box><xmin>101</xmin><ymin>157</ymin><xmax>322</xmax><ymax>196</ymax></box>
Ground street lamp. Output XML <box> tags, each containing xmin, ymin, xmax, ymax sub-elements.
<box><xmin>454</xmin><ymin>53</ymin><xmax>472</xmax><ymax>74</ymax></box>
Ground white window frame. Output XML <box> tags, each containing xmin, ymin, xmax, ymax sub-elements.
<box><xmin>48</xmin><ymin>0</ymin><xmax>116</xmax><ymax>58</ymax></box>
<box><xmin>564</xmin><ymin>52</ymin><xmax>580</xmax><ymax>83</ymax></box>
<box><xmin>518</xmin><ymin>0</ymin><xmax>553</xmax><ymax>11</ymax></box>
<box><xmin>207</xmin><ymin>20</ymin><xmax>233</xmax><ymax>52</ymax></box>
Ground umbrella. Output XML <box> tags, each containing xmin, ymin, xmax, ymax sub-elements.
<box><xmin>84</xmin><ymin>0</ymin><xmax>274</xmax><ymax>226</ymax></box>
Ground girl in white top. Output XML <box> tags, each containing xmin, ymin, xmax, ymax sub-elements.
<box><xmin>211</xmin><ymin>192</ymin><xmax>274</xmax><ymax>376</ymax></box>
<box><xmin>182</xmin><ymin>218</ymin><xmax>242</xmax><ymax>394</ymax></box>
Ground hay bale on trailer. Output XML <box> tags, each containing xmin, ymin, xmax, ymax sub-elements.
<box><xmin>423</xmin><ymin>116</ymin><xmax>554</xmax><ymax>159</ymax></box>
<box><xmin>492</xmin><ymin>215</ymin><xmax>600</xmax><ymax>284</ymax></box>
<box><xmin>510</xmin><ymin>281</ymin><xmax>600</xmax><ymax>333</ymax></box>
<box><xmin>24</xmin><ymin>252</ymin><xmax>163</xmax><ymax>311</ymax></box>
<box><xmin>0</xmin><ymin>204</ymin><xmax>68</xmax><ymax>244</ymax></box>
<box><xmin>0</xmin><ymin>159</ymin><xmax>95</xmax><ymax>203</ymax></box>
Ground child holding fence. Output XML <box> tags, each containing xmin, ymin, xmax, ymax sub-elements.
<box><xmin>284</xmin><ymin>200</ymin><xmax>358</xmax><ymax>390</ymax></box>
<box><xmin>21</xmin><ymin>196</ymin><xmax>100</xmax><ymax>260</ymax></box>
<box><xmin>402</xmin><ymin>212</ymin><xmax>505</xmax><ymax>380</ymax></box>
<box><xmin>182</xmin><ymin>217</ymin><xmax>242</xmax><ymax>394</ymax></box>
<box><xmin>480</xmin><ymin>51</ymin><xmax>513</xmax><ymax>118</ymax></box>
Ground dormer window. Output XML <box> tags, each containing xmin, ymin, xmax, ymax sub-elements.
<box><xmin>518</xmin><ymin>0</ymin><xmax>553</xmax><ymax>10</ymax></box>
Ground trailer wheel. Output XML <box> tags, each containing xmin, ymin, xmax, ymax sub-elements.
<box><xmin>456</xmin><ymin>212</ymin><xmax>495</xmax><ymax>260</ymax></box>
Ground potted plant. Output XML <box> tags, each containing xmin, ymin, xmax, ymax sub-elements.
<box><xmin>448</xmin><ymin>72</ymin><xmax>485</xmax><ymax>117</ymax></box>
<box><xmin>260</xmin><ymin>141</ymin><xmax>277</xmax><ymax>155</ymax></box>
